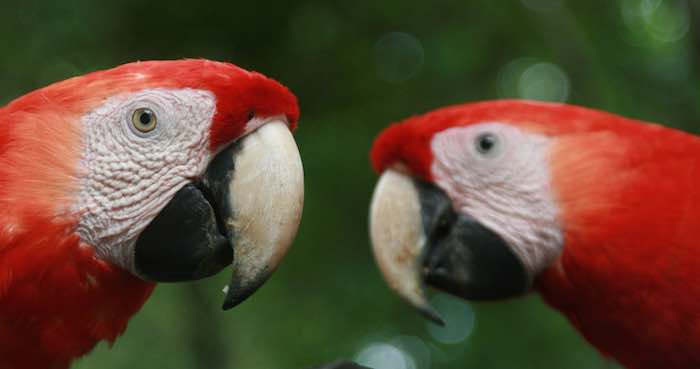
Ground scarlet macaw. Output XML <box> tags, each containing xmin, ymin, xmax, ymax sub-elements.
<box><xmin>369</xmin><ymin>100</ymin><xmax>700</xmax><ymax>369</ymax></box>
<box><xmin>0</xmin><ymin>59</ymin><xmax>304</xmax><ymax>369</ymax></box>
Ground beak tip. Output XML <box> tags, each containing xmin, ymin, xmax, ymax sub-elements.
<box><xmin>221</xmin><ymin>299</ymin><xmax>236</xmax><ymax>311</ymax></box>
<box><xmin>421</xmin><ymin>307</ymin><xmax>446</xmax><ymax>326</ymax></box>
<box><xmin>221</xmin><ymin>273</ymin><xmax>270</xmax><ymax>311</ymax></box>
<box><xmin>221</xmin><ymin>288</ymin><xmax>247</xmax><ymax>311</ymax></box>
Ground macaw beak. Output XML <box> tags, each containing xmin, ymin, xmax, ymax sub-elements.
<box><xmin>369</xmin><ymin>169</ymin><xmax>528</xmax><ymax>324</ymax></box>
<box><xmin>133</xmin><ymin>120</ymin><xmax>304</xmax><ymax>310</ymax></box>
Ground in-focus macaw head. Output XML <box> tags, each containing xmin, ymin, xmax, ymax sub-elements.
<box><xmin>1</xmin><ymin>59</ymin><xmax>303</xmax><ymax>310</ymax></box>
<box><xmin>367</xmin><ymin>99</ymin><xmax>699</xmax><ymax>328</ymax></box>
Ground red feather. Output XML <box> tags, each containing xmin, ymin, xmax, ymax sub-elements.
<box><xmin>0</xmin><ymin>217</ymin><xmax>153</xmax><ymax>369</ymax></box>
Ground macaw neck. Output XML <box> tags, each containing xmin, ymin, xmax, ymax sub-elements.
<box><xmin>535</xmin><ymin>122</ymin><xmax>700</xmax><ymax>369</ymax></box>
<box><xmin>535</xmin><ymin>173</ymin><xmax>700</xmax><ymax>369</ymax></box>
<box><xmin>0</xmin><ymin>217</ymin><xmax>154</xmax><ymax>369</ymax></box>
<box><xmin>536</xmin><ymin>243</ymin><xmax>700</xmax><ymax>369</ymax></box>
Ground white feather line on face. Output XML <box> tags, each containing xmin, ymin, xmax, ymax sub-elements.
<box><xmin>430</xmin><ymin>123</ymin><xmax>564</xmax><ymax>281</ymax></box>
<box><xmin>73</xmin><ymin>88</ymin><xmax>216</xmax><ymax>272</ymax></box>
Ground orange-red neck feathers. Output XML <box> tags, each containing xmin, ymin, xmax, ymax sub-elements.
<box><xmin>539</xmin><ymin>123</ymin><xmax>700</xmax><ymax>369</ymax></box>
<box><xmin>0</xmin><ymin>216</ymin><xmax>154</xmax><ymax>369</ymax></box>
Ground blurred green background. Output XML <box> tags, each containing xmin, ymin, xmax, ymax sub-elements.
<box><xmin>1</xmin><ymin>0</ymin><xmax>698</xmax><ymax>368</ymax></box>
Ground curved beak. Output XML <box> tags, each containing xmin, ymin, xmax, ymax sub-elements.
<box><xmin>220</xmin><ymin>121</ymin><xmax>304</xmax><ymax>309</ymax></box>
<box><xmin>369</xmin><ymin>169</ymin><xmax>441</xmax><ymax>323</ymax></box>
<box><xmin>369</xmin><ymin>169</ymin><xmax>528</xmax><ymax>324</ymax></box>
<box><xmin>134</xmin><ymin>121</ymin><xmax>304</xmax><ymax>310</ymax></box>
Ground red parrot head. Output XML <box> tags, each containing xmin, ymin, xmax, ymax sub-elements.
<box><xmin>368</xmin><ymin>99</ymin><xmax>700</xmax><ymax>368</ymax></box>
<box><xmin>0</xmin><ymin>59</ymin><xmax>304</xmax><ymax>368</ymax></box>
<box><xmin>369</xmin><ymin>100</ymin><xmax>572</xmax><ymax>321</ymax></box>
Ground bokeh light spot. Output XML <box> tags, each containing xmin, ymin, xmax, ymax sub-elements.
<box><xmin>498</xmin><ymin>59</ymin><xmax>570</xmax><ymax>102</ymax></box>
<box><xmin>355</xmin><ymin>342</ymin><xmax>417</xmax><ymax>369</ymax></box>
<box><xmin>374</xmin><ymin>32</ymin><xmax>425</xmax><ymax>83</ymax></box>
<box><xmin>391</xmin><ymin>336</ymin><xmax>431</xmax><ymax>369</ymax></box>
<box><xmin>497</xmin><ymin>57</ymin><xmax>537</xmax><ymax>98</ymax></box>
<box><xmin>518</xmin><ymin>62</ymin><xmax>570</xmax><ymax>102</ymax></box>
<box><xmin>425</xmin><ymin>293</ymin><xmax>476</xmax><ymax>344</ymax></box>
<box><xmin>621</xmin><ymin>0</ymin><xmax>690</xmax><ymax>44</ymax></box>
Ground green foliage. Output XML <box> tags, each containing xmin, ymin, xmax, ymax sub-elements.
<box><xmin>1</xmin><ymin>0</ymin><xmax>697</xmax><ymax>368</ymax></box>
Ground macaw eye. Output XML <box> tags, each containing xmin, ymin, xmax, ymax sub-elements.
<box><xmin>475</xmin><ymin>132</ymin><xmax>500</xmax><ymax>156</ymax></box>
<box><xmin>131</xmin><ymin>108</ymin><xmax>158</xmax><ymax>133</ymax></box>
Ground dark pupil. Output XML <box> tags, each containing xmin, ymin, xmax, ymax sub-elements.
<box><xmin>139</xmin><ymin>111</ymin><xmax>152</xmax><ymax>125</ymax></box>
<box><xmin>479</xmin><ymin>134</ymin><xmax>496</xmax><ymax>152</ymax></box>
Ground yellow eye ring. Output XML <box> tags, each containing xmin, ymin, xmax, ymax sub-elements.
<box><xmin>131</xmin><ymin>108</ymin><xmax>157</xmax><ymax>133</ymax></box>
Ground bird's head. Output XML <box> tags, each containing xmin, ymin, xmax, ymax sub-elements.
<box><xmin>368</xmin><ymin>99</ymin><xmax>666</xmax><ymax>322</ymax></box>
<box><xmin>3</xmin><ymin>59</ymin><xmax>304</xmax><ymax>309</ymax></box>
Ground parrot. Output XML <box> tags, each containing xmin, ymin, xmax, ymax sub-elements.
<box><xmin>0</xmin><ymin>59</ymin><xmax>304</xmax><ymax>369</ymax></box>
<box><xmin>368</xmin><ymin>99</ymin><xmax>700</xmax><ymax>369</ymax></box>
